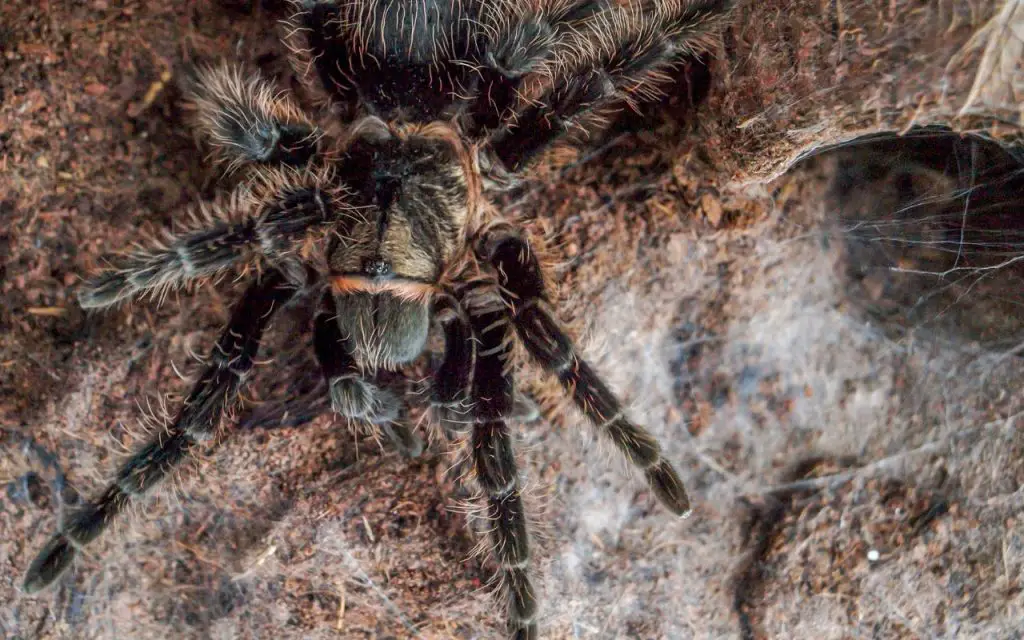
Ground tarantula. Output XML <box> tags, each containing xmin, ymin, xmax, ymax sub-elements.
<box><xmin>23</xmin><ymin>0</ymin><xmax>731</xmax><ymax>636</ymax></box>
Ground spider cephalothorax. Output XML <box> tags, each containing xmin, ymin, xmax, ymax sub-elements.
<box><xmin>23</xmin><ymin>1</ymin><xmax>732</xmax><ymax>637</ymax></box>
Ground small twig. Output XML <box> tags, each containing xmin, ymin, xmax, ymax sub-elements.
<box><xmin>757</xmin><ymin>411</ymin><xmax>1023</xmax><ymax>497</ymax></box>
<box><xmin>127</xmin><ymin>36</ymin><xmax>174</xmax><ymax>117</ymax></box>
<box><xmin>361</xmin><ymin>516</ymin><xmax>375</xmax><ymax>543</ymax></box>
<box><xmin>758</xmin><ymin>441</ymin><xmax>943</xmax><ymax>497</ymax></box>
<box><xmin>232</xmin><ymin>544</ymin><xmax>277</xmax><ymax>582</ymax></box>
<box><xmin>694</xmin><ymin>450</ymin><xmax>740</xmax><ymax>483</ymax></box>
<box><xmin>335</xmin><ymin>582</ymin><xmax>346</xmax><ymax>631</ymax></box>
<box><xmin>26</xmin><ymin>306</ymin><xmax>67</xmax><ymax>317</ymax></box>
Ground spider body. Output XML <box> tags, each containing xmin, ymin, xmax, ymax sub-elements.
<box><xmin>333</xmin><ymin>122</ymin><xmax>471</xmax><ymax>287</ymax></box>
<box><xmin>23</xmin><ymin>1</ymin><xmax>733</xmax><ymax>636</ymax></box>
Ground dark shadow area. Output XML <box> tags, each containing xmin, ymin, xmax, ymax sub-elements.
<box><xmin>803</xmin><ymin>128</ymin><xmax>1024</xmax><ymax>349</ymax></box>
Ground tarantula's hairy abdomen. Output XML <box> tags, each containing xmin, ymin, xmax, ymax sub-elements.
<box><xmin>335</xmin><ymin>292</ymin><xmax>430</xmax><ymax>368</ymax></box>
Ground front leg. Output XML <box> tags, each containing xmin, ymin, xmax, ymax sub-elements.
<box><xmin>312</xmin><ymin>293</ymin><xmax>421</xmax><ymax>456</ymax></box>
<box><xmin>186</xmin><ymin>64</ymin><xmax>321</xmax><ymax>172</ymax></box>
<box><xmin>428</xmin><ymin>292</ymin><xmax>477</xmax><ymax>436</ymax></box>
<box><xmin>431</xmin><ymin>291</ymin><xmax>540</xmax><ymax>432</ymax></box>
<box><xmin>81</xmin><ymin>180</ymin><xmax>350</xmax><ymax>309</ymax></box>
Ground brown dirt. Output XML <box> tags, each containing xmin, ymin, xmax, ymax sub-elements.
<box><xmin>3</xmin><ymin>2</ymin><xmax>1023</xmax><ymax>640</ymax></box>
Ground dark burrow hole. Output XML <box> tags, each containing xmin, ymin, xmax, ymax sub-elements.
<box><xmin>801</xmin><ymin>127</ymin><xmax>1024</xmax><ymax>350</ymax></box>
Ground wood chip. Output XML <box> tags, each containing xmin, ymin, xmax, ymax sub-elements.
<box><xmin>26</xmin><ymin>307</ymin><xmax>66</xmax><ymax>317</ymax></box>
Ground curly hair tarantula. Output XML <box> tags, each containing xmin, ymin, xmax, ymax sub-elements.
<box><xmin>23</xmin><ymin>0</ymin><xmax>731</xmax><ymax>636</ymax></box>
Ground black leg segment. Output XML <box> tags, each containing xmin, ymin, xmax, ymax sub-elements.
<box><xmin>79</xmin><ymin>186</ymin><xmax>340</xmax><ymax>309</ymax></box>
<box><xmin>477</xmin><ymin>228</ymin><xmax>691</xmax><ymax>517</ymax></box>
<box><xmin>23</xmin><ymin>270</ymin><xmax>295</xmax><ymax>594</ymax></box>
<box><xmin>484</xmin><ymin>0</ymin><xmax>733</xmax><ymax>173</ymax></box>
<box><xmin>460</xmin><ymin>285</ymin><xmax>538</xmax><ymax>638</ymax></box>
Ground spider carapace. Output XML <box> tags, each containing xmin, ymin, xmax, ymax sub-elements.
<box><xmin>23</xmin><ymin>1</ymin><xmax>732</xmax><ymax>637</ymax></box>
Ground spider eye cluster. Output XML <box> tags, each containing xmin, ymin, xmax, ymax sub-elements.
<box><xmin>339</xmin><ymin>126</ymin><xmax>460</xmax><ymax>217</ymax></box>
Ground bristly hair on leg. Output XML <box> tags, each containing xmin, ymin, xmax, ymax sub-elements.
<box><xmin>483</xmin><ymin>0</ymin><xmax>733</xmax><ymax>174</ymax></box>
<box><xmin>563</xmin><ymin>0</ymin><xmax>733</xmax><ymax>110</ymax></box>
<box><xmin>184</xmin><ymin>64</ymin><xmax>322</xmax><ymax>172</ymax></box>
<box><xmin>77</xmin><ymin>188</ymin><xmax>261</xmax><ymax>309</ymax></box>
<box><xmin>78</xmin><ymin>169</ymin><xmax>352</xmax><ymax>309</ymax></box>
<box><xmin>24</xmin><ymin>272</ymin><xmax>295</xmax><ymax>594</ymax></box>
<box><xmin>475</xmin><ymin>226</ymin><xmax>693</xmax><ymax>518</ymax></box>
<box><xmin>462</xmin><ymin>0</ymin><xmax>615</xmax><ymax>138</ymax></box>
<box><xmin>281</xmin><ymin>0</ymin><xmax>357</xmax><ymax>113</ymax></box>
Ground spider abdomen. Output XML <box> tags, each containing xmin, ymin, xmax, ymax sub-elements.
<box><xmin>333</xmin><ymin>292</ymin><xmax>430</xmax><ymax>369</ymax></box>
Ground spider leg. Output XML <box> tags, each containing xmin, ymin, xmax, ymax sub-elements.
<box><xmin>22</xmin><ymin>270</ymin><xmax>295</xmax><ymax>594</ymax></box>
<box><xmin>438</xmin><ymin>284</ymin><xmax>538</xmax><ymax>639</ymax></box>
<box><xmin>287</xmin><ymin>0</ymin><xmax>475</xmax><ymax>122</ymax></box>
<box><xmin>428</xmin><ymin>291</ymin><xmax>476</xmax><ymax>436</ymax></box>
<box><xmin>431</xmin><ymin>289</ymin><xmax>538</xmax><ymax>428</ymax></box>
<box><xmin>477</xmin><ymin>228</ymin><xmax>691</xmax><ymax>517</ymax></box>
<box><xmin>313</xmin><ymin>292</ymin><xmax>422</xmax><ymax>457</ymax></box>
<box><xmin>186</xmin><ymin>64</ymin><xmax>320</xmax><ymax>171</ymax></box>
<box><xmin>463</xmin><ymin>0</ymin><xmax>609</xmax><ymax>137</ymax></box>
<box><xmin>285</xmin><ymin>1</ymin><xmax>358</xmax><ymax>108</ymax></box>
<box><xmin>80</xmin><ymin>183</ymin><xmax>346</xmax><ymax>309</ymax></box>
<box><xmin>484</xmin><ymin>0</ymin><xmax>732</xmax><ymax>173</ymax></box>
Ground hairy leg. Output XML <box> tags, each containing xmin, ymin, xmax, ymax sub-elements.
<box><xmin>463</xmin><ymin>0</ymin><xmax>609</xmax><ymax>137</ymax></box>
<box><xmin>440</xmin><ymin>284</ymin><xmax>538</xmax><ymax>639</ymax></box>
<box><xmin>284</xmin><ymin>0</ymin><xmax>358</xmax><ymax>108</ymax></box>
<box><xmin>484</xmin><ymin>0</ymin><xmax>732</xmax><ymax>172</ymax></box>
<box><xmin>23</xmin><ymin>270</ymin><xmax>295</xmax><ymax>593</ymax></box>
<box><xmin>185</xmin><ymin>64</ymin><xmax>320</xmax><ymax>171</ymax></box>
<box><xmin>428</xmin><ymin>291</ymin><xmax>476</xmax><ymax>435</ymax></box>
<box><xmin>80</xmin><ymin>180</ymin><xmax>348</xmax><ymax>309</ymax></box>
<box><xmin>476</xmin><ymin>227</ymin><xmax>691</xmax><ymax>516</ymax></box>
